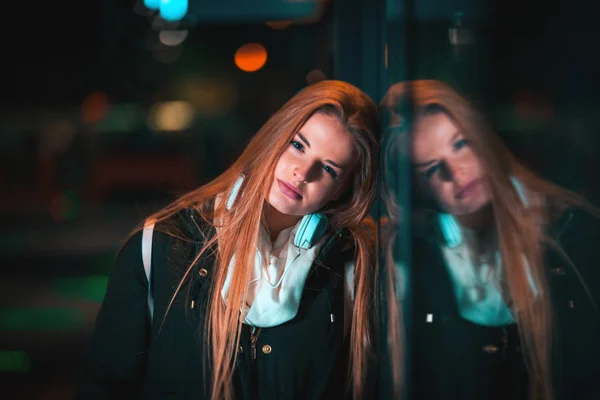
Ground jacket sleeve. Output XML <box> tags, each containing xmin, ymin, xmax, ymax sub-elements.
<box><xmin>562</xmin><ymin>209</ymin><xmax>600</xmax><ymax>307</ymax></box>
<box><xmin>557</xmin><ymin>210</ymin><xmax>600</xmax><ymax>399</ymax></box>
<box><xmin>74</xmin><ymin>231</ymin><xmax>150</xmax><ymax>400</ymax></box>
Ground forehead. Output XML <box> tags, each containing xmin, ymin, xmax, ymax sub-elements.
<box><xmin>298</xmin><ymin>113</ymin><xmax>357</xmax><ymax>168</ymax></box>
<box><xmin>411</xmin><ymin>112</ymin><xmax>458</xmax><ymax>163</ymax></box>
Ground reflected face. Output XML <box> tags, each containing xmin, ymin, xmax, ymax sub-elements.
<box><xmin>267</xmin><ymin>112</ymin><xmax>357</xmax><ymax>216</ymax></box>
<box><xmin>411</xmin><ymin>112</ymin><xmax>491</xmax><ymax>215</ymax></box>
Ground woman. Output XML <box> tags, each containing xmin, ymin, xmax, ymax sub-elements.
<box><xmin>76</xmin><ymin>80</ymin><xmax>380</xmax><ymax>400</ymax></box>
<box><xmin>380</xmin><ymin>80</ymin><xmax>600</xmax><ymax>400</ymax></box>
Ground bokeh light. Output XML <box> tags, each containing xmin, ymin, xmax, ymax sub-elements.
<box><xmin>53</xmin><ymin>276</ymin><xmax>109</xmax><ymax>303</ymax></box>
<box><xmin>0</xmin><ymin>308</ymin><xmax>84</xmax><ymax>331</ymax></box>
<box><xmin>306</xmin><ymin>69</ymin><xmax>327</xmax><ymax>85</ymax></box>
<box><xmin>150</xmin><ymin>101</ymin><xmax>195</xmax><ymax>131</ymax></box>
<box><xmin>385</xmin><ymin>44</ymin><xmax>388</xmax><ymax>69</ymax></box>
<box><xmin>179</xmin><ymin>80</ymin><xmax>238</xmax><ymax>116</ymax></box>
<box><xmin>265</xmin><ymin>21</ymin><xmax>293</xmax><ymax>30</ymax></box>
<box><xmin>153</xmin><ymin>43</ymin><xmax>183</xmax><ymax>63</ymax></box>
<box><xmin>234</xmin><ymin>43</ymin><xmax>268</xmax><ymax>72</ymax></box>
<box><xmin>159</xmin><ymin>0</ymin><xmax>188</xmax><ymax>22</ymax></box>
<box><xmin>49</xmin><ymin>190</ymin><xmax>81</xmax><ymax>222</ymax></box>
<box><xmin>144</xmin><ymin>0</ymin><xmax>160</xmax><ymax>10</ymax></box>
<box><xmin>159</xmin><ymin>30</ymin><xmax>188</xmax><ymax>46</ymax></box>
<box><xmin>151</xmin><ymin>15</ymin><xmax>179</xmax><ymax>31</ymax></box>
<box><xmin>81</xmin><ymin>92</ymin><xmax>110</xmax><ymax>123</ymax></box>
<box><xmin>0</xmin><ymin>351</ymin><xmax>31</xmax><ymax>373</ymax></box>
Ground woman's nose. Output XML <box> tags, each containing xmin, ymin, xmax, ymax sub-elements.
<box><xmin>442</xmin><ymin>160</ymin><xmax>466</xmax><ymax>182</ymax></box>
<box><xmin>293</xmin><ymin>161</ymin><xmax>318</xmax><ymax>183</ymax></box>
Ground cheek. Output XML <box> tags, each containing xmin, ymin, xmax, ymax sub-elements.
<box><xmin>315</xmin><ymin>181</ymin><xmax>336</xmax><ymax>199</ymax></box>
<box><xmin>274</xmin><ymin>153</ymin><xmax>290</xmax><ymax>175</ymax></box>
<box><xmin>311</xmin><ymin>180</ymin><xmax>342</xmax><ymax>209</ymax></box>
<box><xmin>461</xmin><ymin>150</ymin><xmax>485</xmax><ymax>174</ymax></box>
<box><xmin>425</xmin><ymin>180</ymin><xmax>454</xmax><ymax>211</ymax></box>
<box><xmin>433</xmin><ymin>184</ymin><xmax>452</xmax><ymax>202</ymax></box>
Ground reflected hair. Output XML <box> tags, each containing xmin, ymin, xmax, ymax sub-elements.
<box><xmin>380</xmin><ymin>79</ymin><xmax>600</xmax><ymax>400</ymax></box>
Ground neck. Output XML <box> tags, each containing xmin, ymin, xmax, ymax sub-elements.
<box><xmin>456</xmin><ymin>203</ymin><xmax>497</xmax><ymax>258</ymax></box>
<box><xmin>262</xmin><ymin>202</ymin><xmax>301</xmax><ymax>242</ymax></box>
<box><xmin>456</xmin><ymin>203</ymin><xmax>494</xmax><ymax>233</ymax></box>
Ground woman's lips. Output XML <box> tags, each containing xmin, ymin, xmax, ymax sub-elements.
<box><xmin>455</xmin><ymin>178</ymin><xmax>483</xmax><ymax>199</ymax></box>
<box><xmin>277</xmin><ymin>179</ymin><xmax>302</xmax><ymax>200</ymax></box>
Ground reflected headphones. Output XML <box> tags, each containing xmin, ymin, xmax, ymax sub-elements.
<box><xmin>227</xmin><ymin>175</ymin><xmax>328</xmax><ymax>250</ymax></box>
<box><xmin>439</xmin><ymin>176</ymin><xmax>529</xmax><ymax>248</ymax></box>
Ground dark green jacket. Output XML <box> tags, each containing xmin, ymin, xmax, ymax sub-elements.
<box><xmin>410</xmin><ymin>207</ymin><xmax>600</xmax><ymax>400</ymax></box>
<box><xmin>75</xmin><ymin>208</ymin><xmax>356</xmax><ymax>400</ymax></box>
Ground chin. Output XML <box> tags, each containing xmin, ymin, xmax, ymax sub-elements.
<box><xmin>452</xmin><ymin>197</ymin><xmax>491</xmax><ymax>216</ymax></box>
<box><xmin>267</xmin><ymin>191</ymin><xmax>303</xmax><ymax>217</ymax></box>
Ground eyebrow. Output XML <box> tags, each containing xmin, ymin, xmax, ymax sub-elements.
<box><xmin>448</xmin><ymin>131</ymin><xmax>461</xmax><ymax>144</ymax></box>
<box><xmin>296</xmin><ymin>132</ymin><xmax>343</xmax><ymax>170</ymax></box>
<box><xmin>297</xmin><ymin>132</ymin><xmax>311</xmax><ymax>148</ymax></box>
<box><xmin>415</xmin><ymin>160</ymin><xmax>435</xmax><ymax>168</ymax></box>
<box><xmin>326</xmin><ymin>159</ymin><xmax>342</xmax><ymax>169</ymax></box>
<box><xmin>415</xmin><ymin>131</ymin><xmax>462</xmax><ymax>167</ymax></box>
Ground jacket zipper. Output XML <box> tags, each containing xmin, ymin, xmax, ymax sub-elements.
<box><xmin>250</xmin><ymin>327</ymin><xmax>262</xmax><ymax>361</ymax></box>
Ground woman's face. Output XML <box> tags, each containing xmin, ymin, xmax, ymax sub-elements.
<box><xmin>267</xmin><ymin>112</ymin><xmax>357</xmax><ymax>217</ymax></box>
<box><xmin>411</xmin><ymin>112</ymin><xmax>491</xmax><ymax>215</ymax></box>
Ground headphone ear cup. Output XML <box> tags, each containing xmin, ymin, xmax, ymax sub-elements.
<box><xmin>438</xmin><ymin>213</ymin><xmax>462</xmax><ymax>248</ymax></box>
<box><xmin>294</xmin><ymin>213</ymin><xmax>329</xmax><ymax>249</ymax></box>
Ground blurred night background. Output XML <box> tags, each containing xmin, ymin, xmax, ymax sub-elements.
<box><xmin>0</xmin><ymin>0</ymin><xmax>598</xmax><ymax>398</ymax></box>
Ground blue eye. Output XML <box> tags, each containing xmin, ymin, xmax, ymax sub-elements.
<box><xmin>324</xmin><ymin>165</ymin><xmax>338</xmax><ymax>179</ymax></box>
<box><xmin>290</xmin><ymin>140</ymin><xmax>304</xmax><ymax>152</ymax></box>
<box><xmin>454</xmin><ymin>138</ymin><xmax>469</xmax><ymax>150</ymax></box>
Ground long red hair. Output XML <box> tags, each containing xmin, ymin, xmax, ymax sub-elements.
<box><xmin>134</xmin><ymin>80</ymin><xmax>379</xmax><ymax>399</ymax></box>
<box><xmin>380</xmin><ymin>79</ymin><xmax>599</xmax><ymax>400</ymax></box>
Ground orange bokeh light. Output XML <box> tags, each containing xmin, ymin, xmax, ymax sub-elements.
<box><xmin>234</xmin><ymin>43</ymin><xmax>268</xmax><ymax>72</ymax></box>
<box><xmin>81</xmin><ymin>92</ymin><xmax>110</xmax><ymax>123</ymax></box>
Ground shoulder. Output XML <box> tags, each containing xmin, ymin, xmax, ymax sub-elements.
<box><xmin>117</xmin><ymin>206</ymin><xmax>214</xmax><ymax>272</ymax></box>
<box><xmin>548</xmin><ymin>205</ymin><xmax>600</xmax><ymax>301</ymax></box>
<box><xmin>550</xmin><ymin>205</ymin><xmax>600</xmax><ymax>245</ymax></box>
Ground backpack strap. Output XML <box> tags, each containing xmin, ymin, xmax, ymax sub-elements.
<box><xmin>142</xmin><ymin>219</ymin><xmax>156</xmax><ymax>323</ymax></box>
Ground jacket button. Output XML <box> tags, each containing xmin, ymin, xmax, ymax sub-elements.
<box><xmin>482</xmin><ymin>344</ymin><xmax>499</xmax><ymax>354</ymax></box>
<box><xmin>569</xmin><ymin>300</ymin><xmax>575</xmax><ymax>309</ymax></box>
<box><xmin>550</xmin><ymin>267</ymin><xmax>565</xmax><ymax>276</ymax></box>
<box><xmin>238</xmin><ymin>345</ymin><xmax>243</xmax><ymax>353</ymax></box>
<box><xmin>262</xmin><ymin>344</ymin><xmax>272</xmax><ymax>354</ymax></box>
<box><xmin>199</xmin><ymin>268</ymin><xmax>208</xmax><ymax>277</ymax></box>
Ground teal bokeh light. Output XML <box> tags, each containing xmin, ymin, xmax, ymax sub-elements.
<box><xmin>144</xmin><ymin>0</ymin><xmax>160</xmax><ymax>10</ymax></box>
<box><xmin>159</xmin><ymin>0</ymin><xmax>188</xmax><ymax>22</ymax></box>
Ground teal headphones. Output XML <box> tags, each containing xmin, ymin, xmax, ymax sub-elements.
<box><xmin>439</xmin><ymin>177</ymin><xmax>529</xmax><ymax>248</ymax></box>
<box><xmin>227</xmin><ymin>175</ymin><xmax>328</xmax><ymax>250</ymax></box>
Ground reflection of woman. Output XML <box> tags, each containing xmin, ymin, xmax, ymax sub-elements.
<box><xmin>76</xmin><ymin>80</ymin><xmax>379</xmax><ymax>400</ymax></box>
<box><xmin>380</xmin><ymin>80</ymin><xmax>600</xmax><ymax>400</ymax></box>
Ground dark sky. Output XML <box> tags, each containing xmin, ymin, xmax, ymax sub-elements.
<box><xmin>2</xmin><ymin>0</ymin><xmax>335</xmax><ymax>110</ymax></box>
